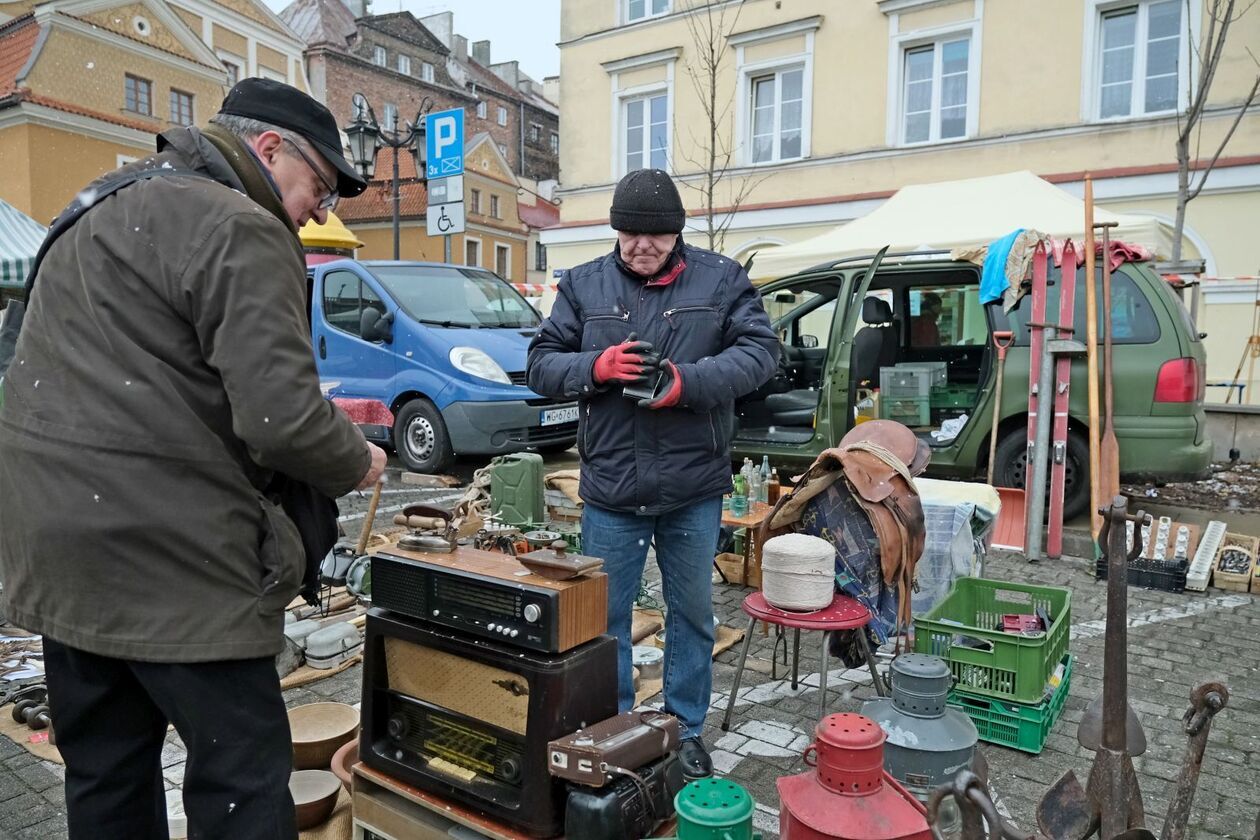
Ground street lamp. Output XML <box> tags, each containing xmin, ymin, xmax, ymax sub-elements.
<box><xmin>344</xmin><ymin>92</ymin><xmax>433</xmax><ymax>260</ymax></box>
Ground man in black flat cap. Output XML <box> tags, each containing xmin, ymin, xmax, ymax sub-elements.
<box><xmin>527</xmin><ymin>169</ymin><xmax>779</xmax><ymax>779</ymax></box>
<box><xmin>0</xmin><ymin>79</ymin><xmax>386</xmax><ymax>839</ymax></box>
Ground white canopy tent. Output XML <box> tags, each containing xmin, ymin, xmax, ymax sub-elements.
<box><xmin>748</xmin><ymin>170</ymin><xmax>1172</xmax><ymax>281</ymax></box>
<box><xmin>0</xmin><ymin>199</ymin><xmax>46</xmax><ymax>291</ymax></box>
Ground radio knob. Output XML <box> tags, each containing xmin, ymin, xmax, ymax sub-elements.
<box><xmin>487</xmin><ymin>623</ymin><xmax>497</xmax><ymax>632</ymax></box>
<box><xmin>501</xmin><ymin>626</ymin><xmax>511</xmax><ymax>635</ymax></box>
<box><xmin>499</xmin><ymin>757</ymin><xmax>521</xmax><ymax>783</ymax></box>
<box><xmin>510</xmin><ymin>629</ymin><xmax>519</xmax><ymax>638</ymax></box>
<box><xmin>523</xmin><ymin>604</ymin><xmax>541</xmax><ymax>623</ymax></box>
<box><xmin>386</xmin><ymin>714</ymin><xmax>409</xmax><ymax>741</ymax></box>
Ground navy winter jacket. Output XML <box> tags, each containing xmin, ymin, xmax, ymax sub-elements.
<box><xmin>527</xmin><ymin>241</ymin><xmax>779</xmax><ymax>515</ymax></box>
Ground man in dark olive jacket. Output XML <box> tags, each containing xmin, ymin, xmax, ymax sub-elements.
<box><xmin>0</xmin><ymin>80</ymin><xmax>386</xmax><ymax>839</ymax></box>
<box><xmin>527</xmin><ymin>169</ymin><xmax>779</xmax><ymax>778</ymax></box>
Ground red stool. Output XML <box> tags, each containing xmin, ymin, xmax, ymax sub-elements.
<box><xmin>721</xmin><ymin>592</ymin><xmax>886</xmax><ymax>731</ymax></box>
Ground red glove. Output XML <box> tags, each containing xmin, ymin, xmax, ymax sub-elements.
<box><xmin>639</xmin><ymin>359</ymin><xmax>682</xmax><ymax>409</ymax></box>
<box><xmin>593</xmin><ymin>333</ymin><xmax>655</xmax><ymax>384</ymax></box>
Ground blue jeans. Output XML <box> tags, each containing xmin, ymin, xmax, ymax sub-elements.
<box><xmin>581</xmin><ymin>497</ymin><xmax>722</xmax><ymax>739</ymax></box>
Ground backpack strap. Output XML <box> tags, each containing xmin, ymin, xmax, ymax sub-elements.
<box><xmin>22</xmin><ymin>166</ymin><xmax>209</xmax><ymax>298</ymax></box>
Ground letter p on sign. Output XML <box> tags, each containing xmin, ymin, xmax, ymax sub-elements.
<box><xmin>433</xmin><ymin>116</ymin><xmax>457</xmax><ymax>157</ymax></box>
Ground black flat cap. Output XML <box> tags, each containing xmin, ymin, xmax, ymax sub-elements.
<box><xmin>219</xmin><ymin>78</ymin><xmax>367</xmax><ymax>198</ymax></box>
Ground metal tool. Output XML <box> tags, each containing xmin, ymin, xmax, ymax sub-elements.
<box><xmin>988</xmin><ymin>330</ymin><xmax>1027</xmax><ymax>552</ymax></box>
<box><xmin>1161</xmin><ymin>682</ymin><xmax>1228</xmax><ymax>840</ymax></box>
<box><xmin>1085</xmin><ymin>497</ymin><xmax>1149</xmax><ymax>838</ymax></box>
<box><xmin>926</xmin><ymin>770</ymin><xmax>1032</xmax><ymax>840</ymax></box>
<box><xmin>1025</xmin><ymin>242</ymin><xmax>1053</xmax><ymax>562</ymax></box>
<box><xmin>1047</xmin><ymin>241</ymin><xmax>1084</xmax><ymax>559</ymax></box>
<box><xmin>1083</xmin><ymin>175</ymin><xmax>1104</xmax><ymax>542</ymax></box>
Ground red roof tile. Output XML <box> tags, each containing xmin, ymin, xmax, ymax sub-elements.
<box><xmin>14</xmin><ymin>91</ymin><xmax>162</xmax><ymax>133</ymax></box>
<box><xmin>335</xmin><ymin>177</ymin><xmax>428</xmax><ymax>223</ymax></box>
<box><xmin>517</xmin><ymin>200</ymin><xmax>559</xmax><ymax>230</ymax></box>
<box><xmin>0</xmin><ymin>17</ymin><xmax>39</xmax><ymax>96</ymax></box>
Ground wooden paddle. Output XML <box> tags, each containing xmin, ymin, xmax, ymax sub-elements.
<box><xmin>1099</xmin><ymin>223</ymin><xmax>1121</xmax><ymax>505</ymax></box>
<box><xmin>1083</xmin><ymin>176</ymin><xmax>1103</xmax><ymax>541</ymax></box>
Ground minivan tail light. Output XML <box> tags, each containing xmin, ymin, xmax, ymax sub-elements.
<box><xmin>1154</xmin><ymin>358</ymin><xmax>1200</xmax><ymax>403</ymax></box>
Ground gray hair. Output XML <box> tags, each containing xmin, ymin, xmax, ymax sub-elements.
<box><xmin>208</xmin><ymin>113</ymin><xmax>287</xmax><ymax>140</ymax></box>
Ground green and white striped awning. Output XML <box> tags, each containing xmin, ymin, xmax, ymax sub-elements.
<box><xmin>0</xmin><ymin>199</ymin><xmax>47</xmax><ymax>290</ymax></box>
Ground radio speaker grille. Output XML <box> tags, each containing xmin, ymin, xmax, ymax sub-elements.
<box><xmin>384</xmin><ymin>637</ymin><xmax>530</xmax><ymax>735</ymax></box>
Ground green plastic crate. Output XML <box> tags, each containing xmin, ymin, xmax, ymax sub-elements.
<box><xmin>880</xmin><ymin>394</ymin><xmax>930</xmax><ymax>426</ymax></box>
<box><xmin>913</xmin><ymin>577</ymin><xmax>1071</xmax><ymax>704</ymax></box>
<box><xmin>930</xmin><ymin>385</ymin><xmax>976</xmax><ymax>409</ymax></box>
<box><xmin>947</xmin><ymin>654</ymin><xmax>1072</xmax><ymax>754</ymax></box>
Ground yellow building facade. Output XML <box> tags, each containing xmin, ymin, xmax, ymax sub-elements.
<box><xmin>0</xmin><ymin>0</ymin><xmax>309</xmax><ymax>223</ymax></box>
<box><xmin>544</xmin><ymin>0</ymin><xmax>1260</xmax><ymax>386</ymax></box>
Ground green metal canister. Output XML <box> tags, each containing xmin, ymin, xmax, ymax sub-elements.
<box><xmin>671</xmin><ymin>778</ymin><xmax>760</xmax><ymax>840</ymax></box>
<box><xmin>489</xmin><ymin>452</ymin><xmax>545</xmax><ymax>527</ymax></box>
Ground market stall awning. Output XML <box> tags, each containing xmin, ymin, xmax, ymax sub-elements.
<box><xmin>748</xmin><ymin>171</ymin><xmax>1173</xmax><ymax>281</ymax></box>
<box><xmin>0</xmin><ymin>199</ymin><xmax>47</xmax><ymax>289</ymax></box>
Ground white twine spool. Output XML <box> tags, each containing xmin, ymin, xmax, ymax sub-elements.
<box><xmin>761</xmin><ymin>533</ymin><xmax>835</xmax><ymax>611</ymax></box>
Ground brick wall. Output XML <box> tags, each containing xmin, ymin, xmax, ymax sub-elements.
<box><xmin>317</xmin><ymin>50</ymin><xmax>471</xmax><ymax>134</ymax></box>
<box><xmin>520</xmin><ymin>101</ymin><xmax>558</xmax><ymax>182</ymax></box>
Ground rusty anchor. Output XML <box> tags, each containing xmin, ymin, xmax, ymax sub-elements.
<box><xmin>1160</xmin><ymin>682</ymin><xmax>1228</xmax><ymax>840</ymax></box>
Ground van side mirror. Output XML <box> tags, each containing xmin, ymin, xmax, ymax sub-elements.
<box><xmin>798</xmin><ymin>334</ymin><xmax>819</xmax><ymax>349</ymax></box>
<box><xmin>360</xmin><ymin>307</ymin><xmax>393</xmax><ymax>343</ymax></box>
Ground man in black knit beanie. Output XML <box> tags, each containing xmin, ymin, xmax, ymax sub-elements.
<box><xmin>527</xmin><ymin>169</ymin><xmax>779</xmax><ymax>779</ymax></box>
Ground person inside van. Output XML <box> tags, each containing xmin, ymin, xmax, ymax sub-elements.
<box><xmin>911</xmin><ymin>291</ymin><xmax>943</xmax><ymax>345</ymax></box>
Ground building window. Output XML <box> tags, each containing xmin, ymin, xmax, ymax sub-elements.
<box><xmin>622</xmin><ymin>91</ymin><xmax>668</xmax><ymax>173</ymax></box>
<box><xmin>223</xmin><ymin>60</ymin><xmax>240</xmax><ymax>86</ymax></box>
<box><xmin>373</xmin><ymin>45</ymin><xmax>387</xmax><ymax>66</ymax></box>
<box><xmin>397</xmin><ymin>54</ymin><xmax>411</xmax><ymax>75</ymax></box>
<box><xmin>477</xmin><ymin>100</ymin><xmax>487</xmax><ymax>119</ymax></box>
<box><xmin>900</xmin><ymin>36</ymin><xmax>971</xmax><ymax>144</ymax></box>
<box><xmin>495</xmin><ymin>244</ymin><xmax>510</xmax><ymax>279</ymax></box>
<box><xmin>499</xmin><ymin>143</ymin><xmax>509</xmax><ymax>159</ymax></box>
<box><xmin>465</xmin><ymin>237</ymin><xmax>481</xmax><ymax>266</ymax></box>
<box><xmin>626</xmin><ymin>0</ymin><xmax>669</xmax><ymax>23</ymax></box>
<box><xmin>258</xmin><ymin>66</ymin><xmax>286</xmax><ymax>83</ymax></box>
<box><xmin>490</xmin><ymin>194</ymin><xmax>501</xmax><ymax>218</ymax></box>
<box><xmin>497</xmin><ymin>106</ymin><xmax>508</xmax><ymax>126</ymax></box>
<box><xmin>169</xmin><ymin>89</ymin><xmax>194</xmax><ymax>125</ymax></box>
<box><xmin>530</xmin><ymin>123</ymin><xmax>541</xmax><ymax>142</ymax></box>
<box><xmin>125</xmin><ymin>74</ymin><xmax>152</xmax><ymax>115</ymax></box>
<box><xmin>421</xmin><ymin>61</ymin><xmax>434</xmax><ymax>82</ymax></box>
<box><xmin>550</xmin><ymin>132</ymin><xmax>559</xmax><ymax>153</ymax></box>
<box><xmin>470</xmin><ymin>189</ymin><xmax>481</xmax><ymax>214</ymax></box>
<box><xmin>535</xmin><ymin>241</ymin><xmax>547</xmax><ymax>271</ymax></box>
<box><xmin>383</xmin><ymin>102</ymin><xmax>398</xmax><ymax>129</ymax></box>
<box><xmin>1096</xmin><ymin>0</ymin><xmax>1183</xmax><ymax>119</ymax></box>
<box><xmin>748</xmin><ymin>67</ymin><xmax>803</xmax><ymax>163</ymax></box>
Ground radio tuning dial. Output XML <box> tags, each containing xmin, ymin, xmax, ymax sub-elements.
<box><xmin>386</xmin><ymin>714</ymin><xmax>408</xmax><ymax>741</ymax></box>
<box><xmin>523</xmin><ymin>604</ymin><xmax>541</xmax><ymax>623</ymax></box>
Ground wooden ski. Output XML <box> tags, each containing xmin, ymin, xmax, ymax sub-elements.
<box><xmin>1047</xmin><ymin>241</ymin><xmax>1079</xmax><ymax>559</ymax></box>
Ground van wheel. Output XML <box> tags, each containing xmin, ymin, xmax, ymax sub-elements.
<box><xmin>393</xmin><ymin>399</ymin><xmax>454</xmax><ymax>474</ymax></box>
<box><xmin>993</xmin><ymin>427</ymin><xmax>1090</xmax><ymax>521</ymax></box>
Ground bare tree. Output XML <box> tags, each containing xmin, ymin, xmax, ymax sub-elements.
<box><xmin>1172</xmin><ymin>0</ymin><xmax>1259</xmax><ymax>261</ymax></box>
<box><xmin>676</xmin><ymin>0</ymin><xmax>768</xmax><ymax>254</ymax></box>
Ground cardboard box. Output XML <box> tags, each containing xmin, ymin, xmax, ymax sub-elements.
<box><xmin>715</xmin><ymin>551</ymin><xmax>760</xmax><ymax>588</ymax></box>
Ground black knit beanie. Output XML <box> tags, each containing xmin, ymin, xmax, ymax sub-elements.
<box><xmin>609</xmin><ymin>169</ymin><xmax>685</xmax><ymax>234</ymax></box>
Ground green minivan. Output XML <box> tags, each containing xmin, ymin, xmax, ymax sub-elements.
<box><xmin>732</xmin><ymin>249</ymin><xmax>1211</xmax><ymax>519</ymax></box>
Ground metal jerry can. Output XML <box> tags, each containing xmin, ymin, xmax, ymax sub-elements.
<box><xmin>489</xmin><ymin>452</ymin><xmax>545</xmax><ymax>527</ymax></box>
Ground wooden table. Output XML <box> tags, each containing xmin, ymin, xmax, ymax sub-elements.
<box><xmin>721</xmin><ymin>501</ymin><xmax>772</xmax><ymax>587</ymax></box>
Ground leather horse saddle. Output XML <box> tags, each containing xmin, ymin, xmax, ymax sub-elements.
<box><xmin>765</xmin><ymin>420</ymin><xmax>929</xmax><ymax>630</ymax></box>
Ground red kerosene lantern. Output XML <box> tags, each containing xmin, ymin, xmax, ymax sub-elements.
<box><xmin>777</xmin><ymin>713</ymin><xmax>932</xmax><ymax>840</ymax></box>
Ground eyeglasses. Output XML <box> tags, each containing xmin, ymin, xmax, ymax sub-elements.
<box><xmin>284</xmin><ymin>137</ymin><xmax>339</xmax><ymax>211</ymax></box>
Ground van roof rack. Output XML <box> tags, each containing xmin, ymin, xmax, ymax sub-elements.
<box><xmin>797</xmin><ymin>249</ymin><xmax>957</xmax><ymax>274</ymax></box>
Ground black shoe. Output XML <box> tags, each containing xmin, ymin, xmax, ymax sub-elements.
<box><xmin>678</xmin><ymin>737</ymin><xmax>713</xmax><ymax>780</ymax></box>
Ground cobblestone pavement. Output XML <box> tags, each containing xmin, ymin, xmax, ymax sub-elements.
<box><xmin>2</xmin><ymin>457</ymin><xmax>1258</xmax><ymax>838</ymax></box>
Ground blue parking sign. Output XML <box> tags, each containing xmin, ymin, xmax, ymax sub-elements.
<box><xmin>425</xmin><ymin>108</ymin><xmax>465</xmax><ymax>179</ymax></box>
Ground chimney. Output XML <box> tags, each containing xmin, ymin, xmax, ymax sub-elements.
<box><xmin>543</xmin><ymin>76</ymin><xmax>559</xmax><ymax>106</ymax></box>
<box><xmin>418</xmin><ymin>12</ymin><xmax>452</xmax><ymax>48</ymax></box>
<box><xmin>490</xmin><ymin>60</ymin><xmax>519</xmax><ymax>88</ymax></box>
<box><xmin>472</xmin><ymin>39</ymin><xmax>490</xmax><ymax>65</ymax></box>
<box><xmin>452</xmin><ymin>33</ymin><xmax>468</xmax><ymax>62</ymax></box>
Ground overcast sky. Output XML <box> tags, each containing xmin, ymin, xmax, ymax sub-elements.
<box><xmin>265</xmin><ymin>0</ymin><xmax>563</xmax><ymax>80</ymax></box>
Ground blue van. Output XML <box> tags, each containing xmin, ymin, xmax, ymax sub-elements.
<box><xmin>307</xmin><ymin>259</ymin><xmax>577</xmax><ymax>472</ymax></box>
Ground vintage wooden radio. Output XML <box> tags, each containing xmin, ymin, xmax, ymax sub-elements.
<box><xmin>370</xmin><ymin>543</ymin><xmax>607</xmax><ymax>654</ymax></box>
<box><xmin>360</xmin><ymin>609</ymin><xmax>618</xmax><ymax>838</ymax></box>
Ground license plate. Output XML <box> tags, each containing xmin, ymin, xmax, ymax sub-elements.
<box><xmin>540</xmin><ymin>405</ymin><xmax>578</xmax><ymax>426</ymax></box>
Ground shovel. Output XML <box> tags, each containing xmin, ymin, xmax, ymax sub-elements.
<box><xmin>987</xmin><ymin>331</ymin><xmax>1026</xmax><ymax>551</ymax></box>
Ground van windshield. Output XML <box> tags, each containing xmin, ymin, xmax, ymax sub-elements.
<box><xmin>366</xmin><ymin>265</ymin><xmax>541</xmax><ymax>329</ymax></box>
